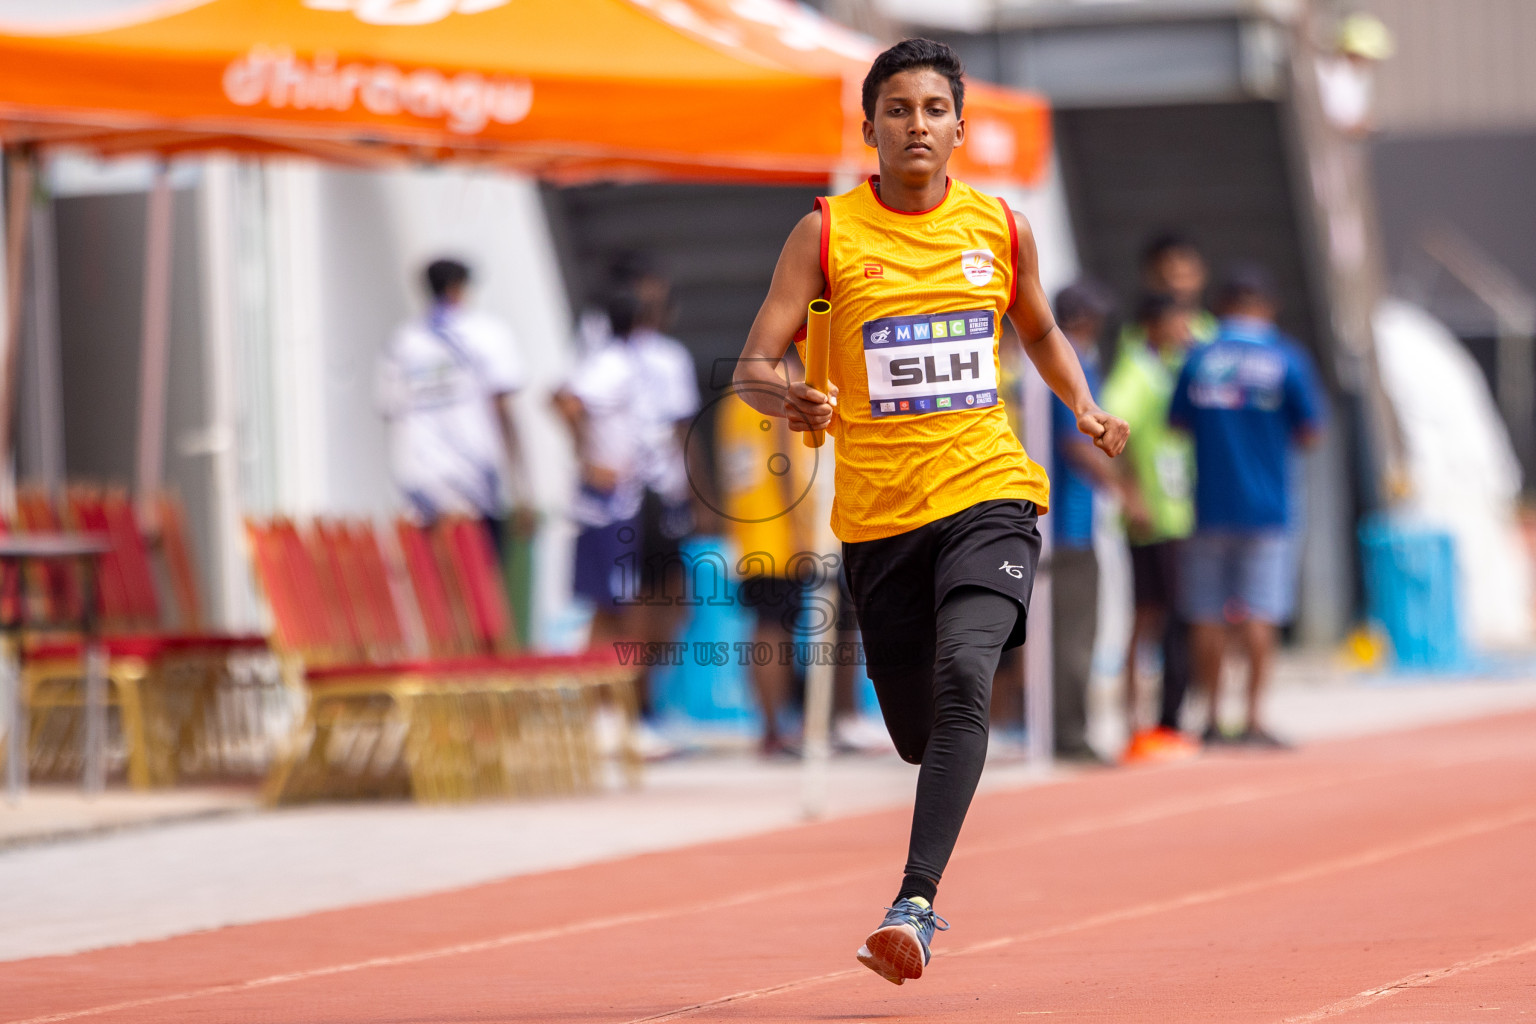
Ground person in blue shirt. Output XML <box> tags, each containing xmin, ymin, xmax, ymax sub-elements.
<box><xmin>1169</xmin><ymin>265</ymin><xmax>1324</xmax><ymax>747</ymax></box>
<box><xmin>1050</xmin><ymin>280</ymin><xmax>1121</xmax><ymax>762</ymax></box>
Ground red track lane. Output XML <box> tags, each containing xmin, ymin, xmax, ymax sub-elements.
<box><xmin>4</xmin><ymin>710</ymin><xmax>1535</xmax><ymax>1023</ymax></box>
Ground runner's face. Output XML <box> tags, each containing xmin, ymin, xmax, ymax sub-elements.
<box><xmin>863</xmin><ymin>69</ymin><xmax>963</xmax><ymax>180</ymax></box>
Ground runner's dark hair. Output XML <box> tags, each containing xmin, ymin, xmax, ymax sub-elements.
<box><xmin>425</xmin><ymin>258</ymin><xmax>470</xmax><ymax>300</ymax></box>
<box><xmin>862</xmin><ymin>38</ymin><xmax>965</xmax><ymax>120</ymax></box>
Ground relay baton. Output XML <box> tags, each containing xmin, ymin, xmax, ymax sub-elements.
<box><xmin>803</xmin><ymin>298</ymin><xmax>832</xmax><ymax>448</ymax></box>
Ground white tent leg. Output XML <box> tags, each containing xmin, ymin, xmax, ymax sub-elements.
<box><xmin>800</xmin><ymin>442</ymin><xmax>838</xmax><ymax>820</ymax></box>
<box><xmin>196</xmin><ymin>157</ymin><xmax>255</xmax><ymax>631</ymax></box>
<box><xmin>801</xmin><ymin>170</ymin><xmax>862</xmax><ymax>820</ymax></box>
<box><xmin>1</xmin><ymin>146</ymin><xmax>36</xmax><ymax>519</ymax></box>
<box><xmin>1022</xmin><ymin>362</ymin><xmax>1055</xmax><ymax>769</ymax></box>
<box><xmin>24</xmin><ymin>183</ymin><xmax>65</xmax><ymax>491</ymax></box>
<box><xmin>134</xmin><ymin>163</ymin><xmax>173</xmax><ymax>524</ymax></box>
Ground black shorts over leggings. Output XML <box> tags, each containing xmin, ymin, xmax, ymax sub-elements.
<box><xmin>841</xmin><ymin>499</ymin><xmax>1042</xmax><ymax>888</ymax></box>
<box><xmin>842</xmin><ymin>499</ymin><xmax>1042</xmax><ymax>668</ymax></box>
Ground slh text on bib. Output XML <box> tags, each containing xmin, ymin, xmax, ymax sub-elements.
<box><xmin>863</xmin><ymin>308</ymin><xmax>998</xmax><ymax>418</ymax></box>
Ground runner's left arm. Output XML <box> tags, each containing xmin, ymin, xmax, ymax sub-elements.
<box><xmin>1005</xmin><ymin>211</ymin><xmax>1129</xmax><ymax>458</ymax></box>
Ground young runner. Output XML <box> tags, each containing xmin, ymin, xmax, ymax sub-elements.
<box><xmin>734</xmin><ymin>38</ymin><xmax>1128</xmax><ymax>984</ymax></box>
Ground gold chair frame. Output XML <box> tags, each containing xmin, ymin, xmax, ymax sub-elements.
<box><xmin>263</xmin><ymin>659</ymin><xmax>641</xmax><ymax>805</ymax></box>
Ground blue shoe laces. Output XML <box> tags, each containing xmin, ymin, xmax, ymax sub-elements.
<box><xmin>884</xmin><ymin>901</ymin><xmax>951</xmax><ymax>935</ymax></box>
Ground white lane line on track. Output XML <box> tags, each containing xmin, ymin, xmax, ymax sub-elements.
<box><xmin>0</xmin><ymin>876</ymin><xmax>862</xmax><ymax>1024</ymax></box>
<box><xmin>3</xmin><ymin>762</ymin><xmax>1518</xmax><ymax>1024</ymax></box>
<box><xmin>1279</xmin><ymin>937</ymin><xmax>1536</xmax><ymax>1022</ymax></box>
<box><xmin>623</xmin><ymin>968</ymin><xmax>869</xmax><ymax>1024</ymax></box>
<box><xmin>2</xmin><ymin>771</ymin><xmax>1359</xmax><ymax>1024</ymax></box>
<box><xmin>617</xmin><ymin>807</ymin><xmax>1536</xmax><ymax>1024</ymax></box>
<box><xmin>949</xmin><ymin>746</ymin><xmax>1513</xmax><ymax>867</ymax></box>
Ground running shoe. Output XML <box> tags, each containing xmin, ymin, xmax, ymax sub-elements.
<box><xmin>1150</xmin><ymin>725</ymin><xmax>1200</xmax><ymax>759</ymax></box>
<box><xmin>856</xmin><ymin>897</ymin><xmax>949</xmax><ymax>984</ymax></box>
<box><xmin>1122</xmin><ymin>727</ymin><xmax>1199</xmax><ymax>765</ymax></box>
<box><xmin>1238</xmin><ymin>726</ymin><xmax>1291</xmax><ymax>750</ymax></box>
<box><xmin>758</xmin><ymin>734</ymin><xmax>801</xmax><ymax>759</ymax></box>
<box><xmin>1055</xmin><ymin>742</ymin><xmax>1110</xmax><ymax>766</ymax></box>
<box><xmin>1120</xmin><ymin>728</ymin><xmax>1161</xmax><ymax>764</ymax></box>
<box><xmin>1201</xmin><ymin>722</ymin><xmax>1239</xmax><ymax>746</ymax></box>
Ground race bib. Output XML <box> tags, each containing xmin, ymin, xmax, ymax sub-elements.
<box><xmin>863</xmin><ymin>309</ymin><xmax>998</xmax><ymax>418</ymax></box>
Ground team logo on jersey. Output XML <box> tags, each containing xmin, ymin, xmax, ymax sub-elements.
<box><xmin>864</xmin><ymin>263</ymin><xmax>884</xmax><ymax>279</ymax></box>
<box><xmin>960</xmin><ymin>248</ymin><xmax>995</xmax><ymax>286</ymax></box>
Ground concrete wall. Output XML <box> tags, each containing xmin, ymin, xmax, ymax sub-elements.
<box><xmin>1372</xmin><ymin>131</ymin><xmax>1536</xmax><ymax>335</ymax></box>
<box><xmin>41</xmin><ymin>157</ymin><xmax>578</xmax><ymax>633</ymax></box>
<box><xmin>1353</xmin><ymin>0</ymin><xmax>1536</xmax><ymax>136</ymax></box>
<box><xmin>255</xmin><ymin>163</ymin><xmax>577</xmax><ymax>517</ymax></box>
<box><xmin>240</xmin><ymin>161</ymin><xmax>579</xmax><ymax>633</ymax></box>
<box><xmin>49</xmin><ymin>180</ymin><xmax>221</xmax><ymax>621</ymax></box>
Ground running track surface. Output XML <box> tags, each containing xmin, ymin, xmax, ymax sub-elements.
<box><xmin>6</xmin><ymin>710</ymin><xmax>1536</xmax><ymax>1024</ymax></box>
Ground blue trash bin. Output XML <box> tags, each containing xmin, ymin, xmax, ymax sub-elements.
<box><xmin>1358</xmin><ymin>517</ymin><xmax>1464</xmax><ymax>671</ymax></box>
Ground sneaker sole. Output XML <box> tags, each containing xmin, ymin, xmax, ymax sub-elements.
<box><xmin>860</xmin><ymin>924</ymin><xmax>927</xmax><ymax>982</ymax></box>
<box><xmin>855</xmin><ymin>944</ymin><xmax>904</xmax><ymax>985</ymax></box>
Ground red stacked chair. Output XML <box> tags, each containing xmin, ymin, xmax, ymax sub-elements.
<box><xmin>19</xmin><ymin>486</ymin><xmax>272</xmax><ymax>788</ymax></box>
<box><xmin>156</xmin><ymin>494</ymin><xmax>205</xmax><ymax>632</ymax></box>
<box><xmin>16</xmin><ymin>487</ymin><xmax>81</xmax><ymax>626</ymax></box>
<box><xmin>250</xmin><ymin>514</ymin><xmax>639</xmax><ymax>803</ymax></box>
<box><xmin>321</xmin><ymin>520</ymin><xmax>409</xmax><ymax>663</ymax></box>
<box><xmin>395</xmin><ymin>517</ymin><xmax>475</xmax><ymax>659</ymax></box>
<box><xmin>442</xmin><ymin>517</ymin><xmax>518</xmax><ymax>657</ymax></box>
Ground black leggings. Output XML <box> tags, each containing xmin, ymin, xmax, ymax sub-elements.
<box><xmin>868</xmin><ymin>585</ymin><xmax>1018</xmax><ymax>887</ymax></box>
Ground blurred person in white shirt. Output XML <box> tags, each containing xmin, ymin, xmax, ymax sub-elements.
<box><xmin>377</xmin><ymin>258</ymin><xmax>531</xmax><ymax>557</ymax></box>
<box><xmin>555</xmin><ymin>263</ymin><xmax>700</xmax><ymax>728</ymax></box>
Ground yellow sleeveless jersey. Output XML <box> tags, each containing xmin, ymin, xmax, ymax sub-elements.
<box><xmin>813</xmin><ymin>176</ymin><xmax>1050</xmax><ymax>543</ymax></box>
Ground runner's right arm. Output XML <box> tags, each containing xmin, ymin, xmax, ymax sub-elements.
<box><xmin>735</xmin><ymin>210</ymin><xmax>837</xmax><ymax>433</ymax></box>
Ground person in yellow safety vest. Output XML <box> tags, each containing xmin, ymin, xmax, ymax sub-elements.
<box><xmin>1105</xmin><ymin>234</ymin><xmax>1215</xmax><ymax>763</ymax></box>
<box><xmin>716</xmin><ymin>379</ymin><xmax>819</xmax><ymax>757</ymax></box>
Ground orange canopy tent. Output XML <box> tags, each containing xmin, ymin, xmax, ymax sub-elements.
<box><xmin>0</xmin><ymin>0</ymin><xmax>1051</xmax><ymax>186</ymax></box>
